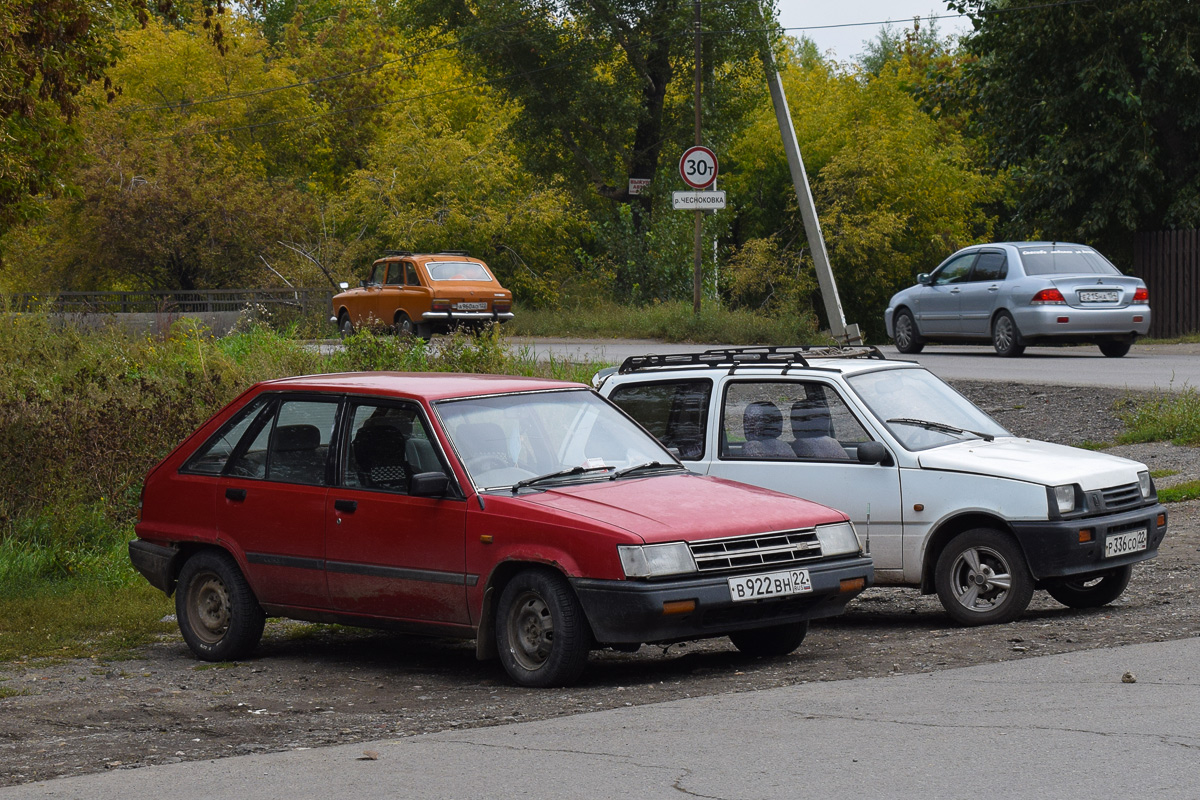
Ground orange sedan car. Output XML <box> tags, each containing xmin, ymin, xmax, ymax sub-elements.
<box><xmin>332</xmin><ymin>251</ymin><xmax>514</xmax><ymax>337</ymax></box>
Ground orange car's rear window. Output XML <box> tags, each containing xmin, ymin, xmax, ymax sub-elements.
<box><xmin>426</xmin><ymin>261</ymin><xmax>493</xmax><ymax>281</ymax></box>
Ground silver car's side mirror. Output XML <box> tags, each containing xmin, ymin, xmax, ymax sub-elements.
<box><xmin>917</xmin><ymin>273</ymin><xmax>932</xmax><ymax>285</ymax></box>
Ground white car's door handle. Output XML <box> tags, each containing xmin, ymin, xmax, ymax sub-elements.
<box><xmin>950</xmin><ymin>288</ymin><xmax>961</xmax><ymax>294</ymax></box>
<box><xmin>988</xmin><ymin>285</ymin><xmax>1000</xmax><ymax>292</ymax></box>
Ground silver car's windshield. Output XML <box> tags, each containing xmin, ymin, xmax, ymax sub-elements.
<box><xmin>847</xmin><ymin>368</ymin><xmax>1009</xmax><ymax>451</ymax></box>
<box><xmin>436</xmin><ymin>389</ymin><xmax>679</xmax><ymax>491</ymax></box>
<box><xmin>1019</xmin><ymin>247</ymin><xmax>1121</xmax><ymax>276</ymax></box>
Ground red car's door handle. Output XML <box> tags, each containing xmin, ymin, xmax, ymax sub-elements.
<box><xmin>225</xmin><ymin>488</ymin><xmax>247</xmax><ymax>502</ymax></box>
<box><xmin>334</xmin><ymin>499</ymin><xmax>358</xmax><ymax>513</ymax></box>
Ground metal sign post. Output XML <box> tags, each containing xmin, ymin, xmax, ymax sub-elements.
<box><xmin>691</xmin><ymin>0</ymin><xmax>704</xmax><ymax>315</ymax></box>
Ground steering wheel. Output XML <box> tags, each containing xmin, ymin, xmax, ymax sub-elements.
<box><xmin>466</xmin><ymin>453</ymin><xmax>511</xmax><ymax>473</ymax></box>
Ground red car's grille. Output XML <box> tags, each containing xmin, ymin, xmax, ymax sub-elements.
<box><xmin>689</xmin><ymin>530</ymin><xmax>822</xmax><ymax>573</ymax></box>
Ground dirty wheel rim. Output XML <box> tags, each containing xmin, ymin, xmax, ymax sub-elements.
<box><xmin>947</xmin><ymin>545</ymin><xmax>1013</xmax><ymax>613</ymax></box>
<box><xmin>340</xmin><ymin>315</ymin><xmax>353</xmax><ymax>336</ymax></box>
<box><xmin>506</xmin><ymin>590</ymin><xmax>554</xmax><ymax>670</ymax></box>
<box><xmin>994</xmin><ymin>316</ymin><xmax>1015</xmax><ymax>352</ymax></box>
<box><xmin>895</xmin><ymin>313</ymin><xmax>915</xmax><ymax>350</ymax></box>
<box><xmin>397</xmin><ymin>316</ymin><xmax>415</xmax><ymax>336</ymax></box>
<box><xmin>188</xmin><ymin>573</ymin><xmax>232</xmax><ymax>644</ymax></box>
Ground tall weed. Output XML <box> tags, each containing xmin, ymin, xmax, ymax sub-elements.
<box><xmin>1118</xmin><ymin>389</ymin><xmax>1200</xmax><ymax>445</ymax></box>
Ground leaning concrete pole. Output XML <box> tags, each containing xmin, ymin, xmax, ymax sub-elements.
<box><xmin>757</xmin><ymin>34</ymin><xmax>862</xmax><ymax>344</ymax></box>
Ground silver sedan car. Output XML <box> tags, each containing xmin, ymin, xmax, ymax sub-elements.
<box><xmin>885</xmin><ymin>242</ymin><xmax>1151</xmax><ymax>357</ymax></box>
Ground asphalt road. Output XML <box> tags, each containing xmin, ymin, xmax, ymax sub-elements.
<box><xmin>7</xmin><ymin>637</ymin><xmax>1197</xmax><ymax>800</ymax></box>
<box><xmin>509</xmin><ymin>338</ymin><xmax>1200</xmax><ymax>391</ymax></box>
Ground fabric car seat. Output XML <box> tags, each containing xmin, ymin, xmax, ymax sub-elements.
<box><xmin>351</xmin><ymin>422</ymin><xmax>411</xmax><ymax>491</ymax></box>
<box><xmin>790</xmin><ymin>401</ymin><xmax>849</xmax><ymax>460</ymax></box>
<box><xmin>741</xmin><ymin>401</ymin><xmax>794</xmax><ymax>458</ymax></box>
<box><xmin>269</xmin><ymin>424</ymin><xmax>326</xmax><ymax>484</ymax></box>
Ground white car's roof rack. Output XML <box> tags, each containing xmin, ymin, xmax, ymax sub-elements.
<box><xmin>617</xmin><ymin>345</ymin><xmax>887</xmax><ymax>375</ymax></box>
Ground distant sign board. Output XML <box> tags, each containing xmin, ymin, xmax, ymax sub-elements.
<box><xmin>628</xmin><ymin>178</ymin><xmax>651</xmax><ymax>195</ymax></box>
<box><xmin>673</xmin><ymin>191</ymin><xmax>726</xmax><ymax>210</ymax></box>
<box><xmin>679</xmin><ymin>146</ymin><xmax>718</xmax><ymax>189</ymax></box>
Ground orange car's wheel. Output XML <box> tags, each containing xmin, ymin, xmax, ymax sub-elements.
<box><xmin>395</xmin><ymin>312</ymin><xmax>416</xmax><ymax>337</ymax></box>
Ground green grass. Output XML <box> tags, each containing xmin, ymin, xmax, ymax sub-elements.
<box><xmin>1118</xmin><ymin>388</ymin><xmax>1200</xmax><ymax>445</ymax></box>
<box><xmin>1074</xmin><ymin>440</ymin><xmax>1112</xmax><ymax>451</ymax></box>
<box><xmin>1157</xmin><ymin>481</ymin><xmax>1200</xmax><ymax>504</ymax></box>
<box><xmin>0</xmin><ymin>583</ymin><xmax>173</xmax><ymax>662</ymax></box>
<box><xmin>507</xmin><ymin>299</ymin><xmax>830</xmax><ymax>345</ymax></box>
<box><xmin>1150</xmin><ymin>469</ymin><xmax>1179</xmax><ymax>479</ymax></box>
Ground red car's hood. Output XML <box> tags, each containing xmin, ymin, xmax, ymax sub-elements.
<box><xmin>515</xmin><ymin>473</ymin><xmax>847</xmax><ymax>544</ymax></box>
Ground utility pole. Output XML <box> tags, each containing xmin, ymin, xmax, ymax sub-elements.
<box><xmin>754</xmin><ymin>8</ymin><xmax>861</xmax><ymax>344</ymax></box>
<box><xmin>692</xmin><ymin>0</ymin><xmax>703</xmax><ymax>315</ymax></box>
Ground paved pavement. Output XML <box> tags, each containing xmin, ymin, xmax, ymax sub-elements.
<box><xmin>510</xmin><ymin>338</ymin><xmax>1200</xmax><ymax>391</ymax></box>
<box><xmin>7</xmin><ymin>637</ymin><xmax>1198</xmax><ymax>799</ymax></box>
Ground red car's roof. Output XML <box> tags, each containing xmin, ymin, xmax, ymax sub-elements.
<box><xmin>256</xmin><ymin>372</ymin><xmax>584</xmax><ymax>401</ymax></box>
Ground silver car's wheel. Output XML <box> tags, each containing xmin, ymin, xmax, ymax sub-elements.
<box><xmin>1099</xmin><ymin>340</ymin><xmax>1131</xmax><ymax>358</ymax></box>
<box><xmin>893</xmin><ymin>309</ymin><xmax>924</xmax><ymax>354</ymax></box>
<box><xmin>935</xmin><ymin>529</ymin><xmax>1033</xmax><ymax>625</ymax></box>
<box><xmin>992</xmin><ymin>312</ymin><xmax>1025</xmax><ymax>357</ymax></box>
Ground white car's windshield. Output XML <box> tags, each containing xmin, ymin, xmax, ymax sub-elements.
<box><xmin>847</xmin><ymin>368</ymin><xmax>1010</xmax><ymax>451</ymax></box>
<box><xmin>436</xmin><ymin>389</ymin><xmax>679</xmax><ymax>491</ymax></box>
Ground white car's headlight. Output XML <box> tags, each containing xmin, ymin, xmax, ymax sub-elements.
<box><xmin>1138</xmin><ymin>470</ymin><xmax>1153</xmax><ymax>499</ymax></box>
<box><xmin>816</xmin><ymin>521</ymin><xmax>861</xmax><ymax>556</ymax></box>
<box><xmin>618</xmin><ymin>542</ymin><xmax>696</xmax><ymax>578</ymax></box>
<box><xmin>1050</xmin><ymin>484</ymin><xmax>1080</xmax><ymax>515</ymax></box>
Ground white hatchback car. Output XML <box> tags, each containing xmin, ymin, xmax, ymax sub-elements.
<box><xmin>596</xmin><ymin>347</ymin><xmax>1168</xmax><ymax>625</ymax></box>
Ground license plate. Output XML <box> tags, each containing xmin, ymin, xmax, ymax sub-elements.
<box><xmin>1105</xmin><ymin>529</ymin><xmax>1147</xmax><ymax>558</ymax></box>
<box><xmin>455</xmin><ymin>302</ymin><xmax>487</xmax><ymax>311</ymax></box>
<box><xmin>1079</xmin><ymin>290</ymin><xmax>1118</xmax><ymax>303</ymax></box>
<box><xmin>728</xmin><ymin>569</ymin><xmax>813</xmax><ymax>602</ymax></box>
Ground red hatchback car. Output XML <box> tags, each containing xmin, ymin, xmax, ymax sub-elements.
<box><xmin>130</xmin><ymin>373</ymin><xmax>873</xmax><ymax>686</ymax></box>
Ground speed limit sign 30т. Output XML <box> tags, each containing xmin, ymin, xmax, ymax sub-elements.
<box><xmin>679</xmin><ymin>146</ymin><xmax>718</xmax><ymax>189</ymax></box>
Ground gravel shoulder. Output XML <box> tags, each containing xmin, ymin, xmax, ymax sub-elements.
<box><xmin>2</xmin><ymin>381</ymin><xmax>1199</xmax><ymax>787</ymax></box>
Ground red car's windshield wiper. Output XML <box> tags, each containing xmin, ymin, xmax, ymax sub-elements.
<box><xmin>511</xmin><ymin>465</ymin><xmax>613</xmax><ymax>493</ymax></box>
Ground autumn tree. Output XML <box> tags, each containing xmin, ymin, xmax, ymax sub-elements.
<box><xmin>336</xmin><ymin>53</ymin><xmax>583</xmax><ymax>306</ymax></box>
<box><xmin>958</xmin><ymin>0</ymin><xmax>1200</xmax><ymax>260</ymax></box>
<box><xmin>2</xmin><ymin>16</ymin><xmax>322</xmax><ymax>291</ymax></box>
<box><xmin>410</xmin><ymin>1</ymin><xmax>774</xmax><ymax>213</ymax></box>
<box><xmin>0</xmin><ymin>0</ymin><xmax>121</xmax><ymax>236</ymax></box>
